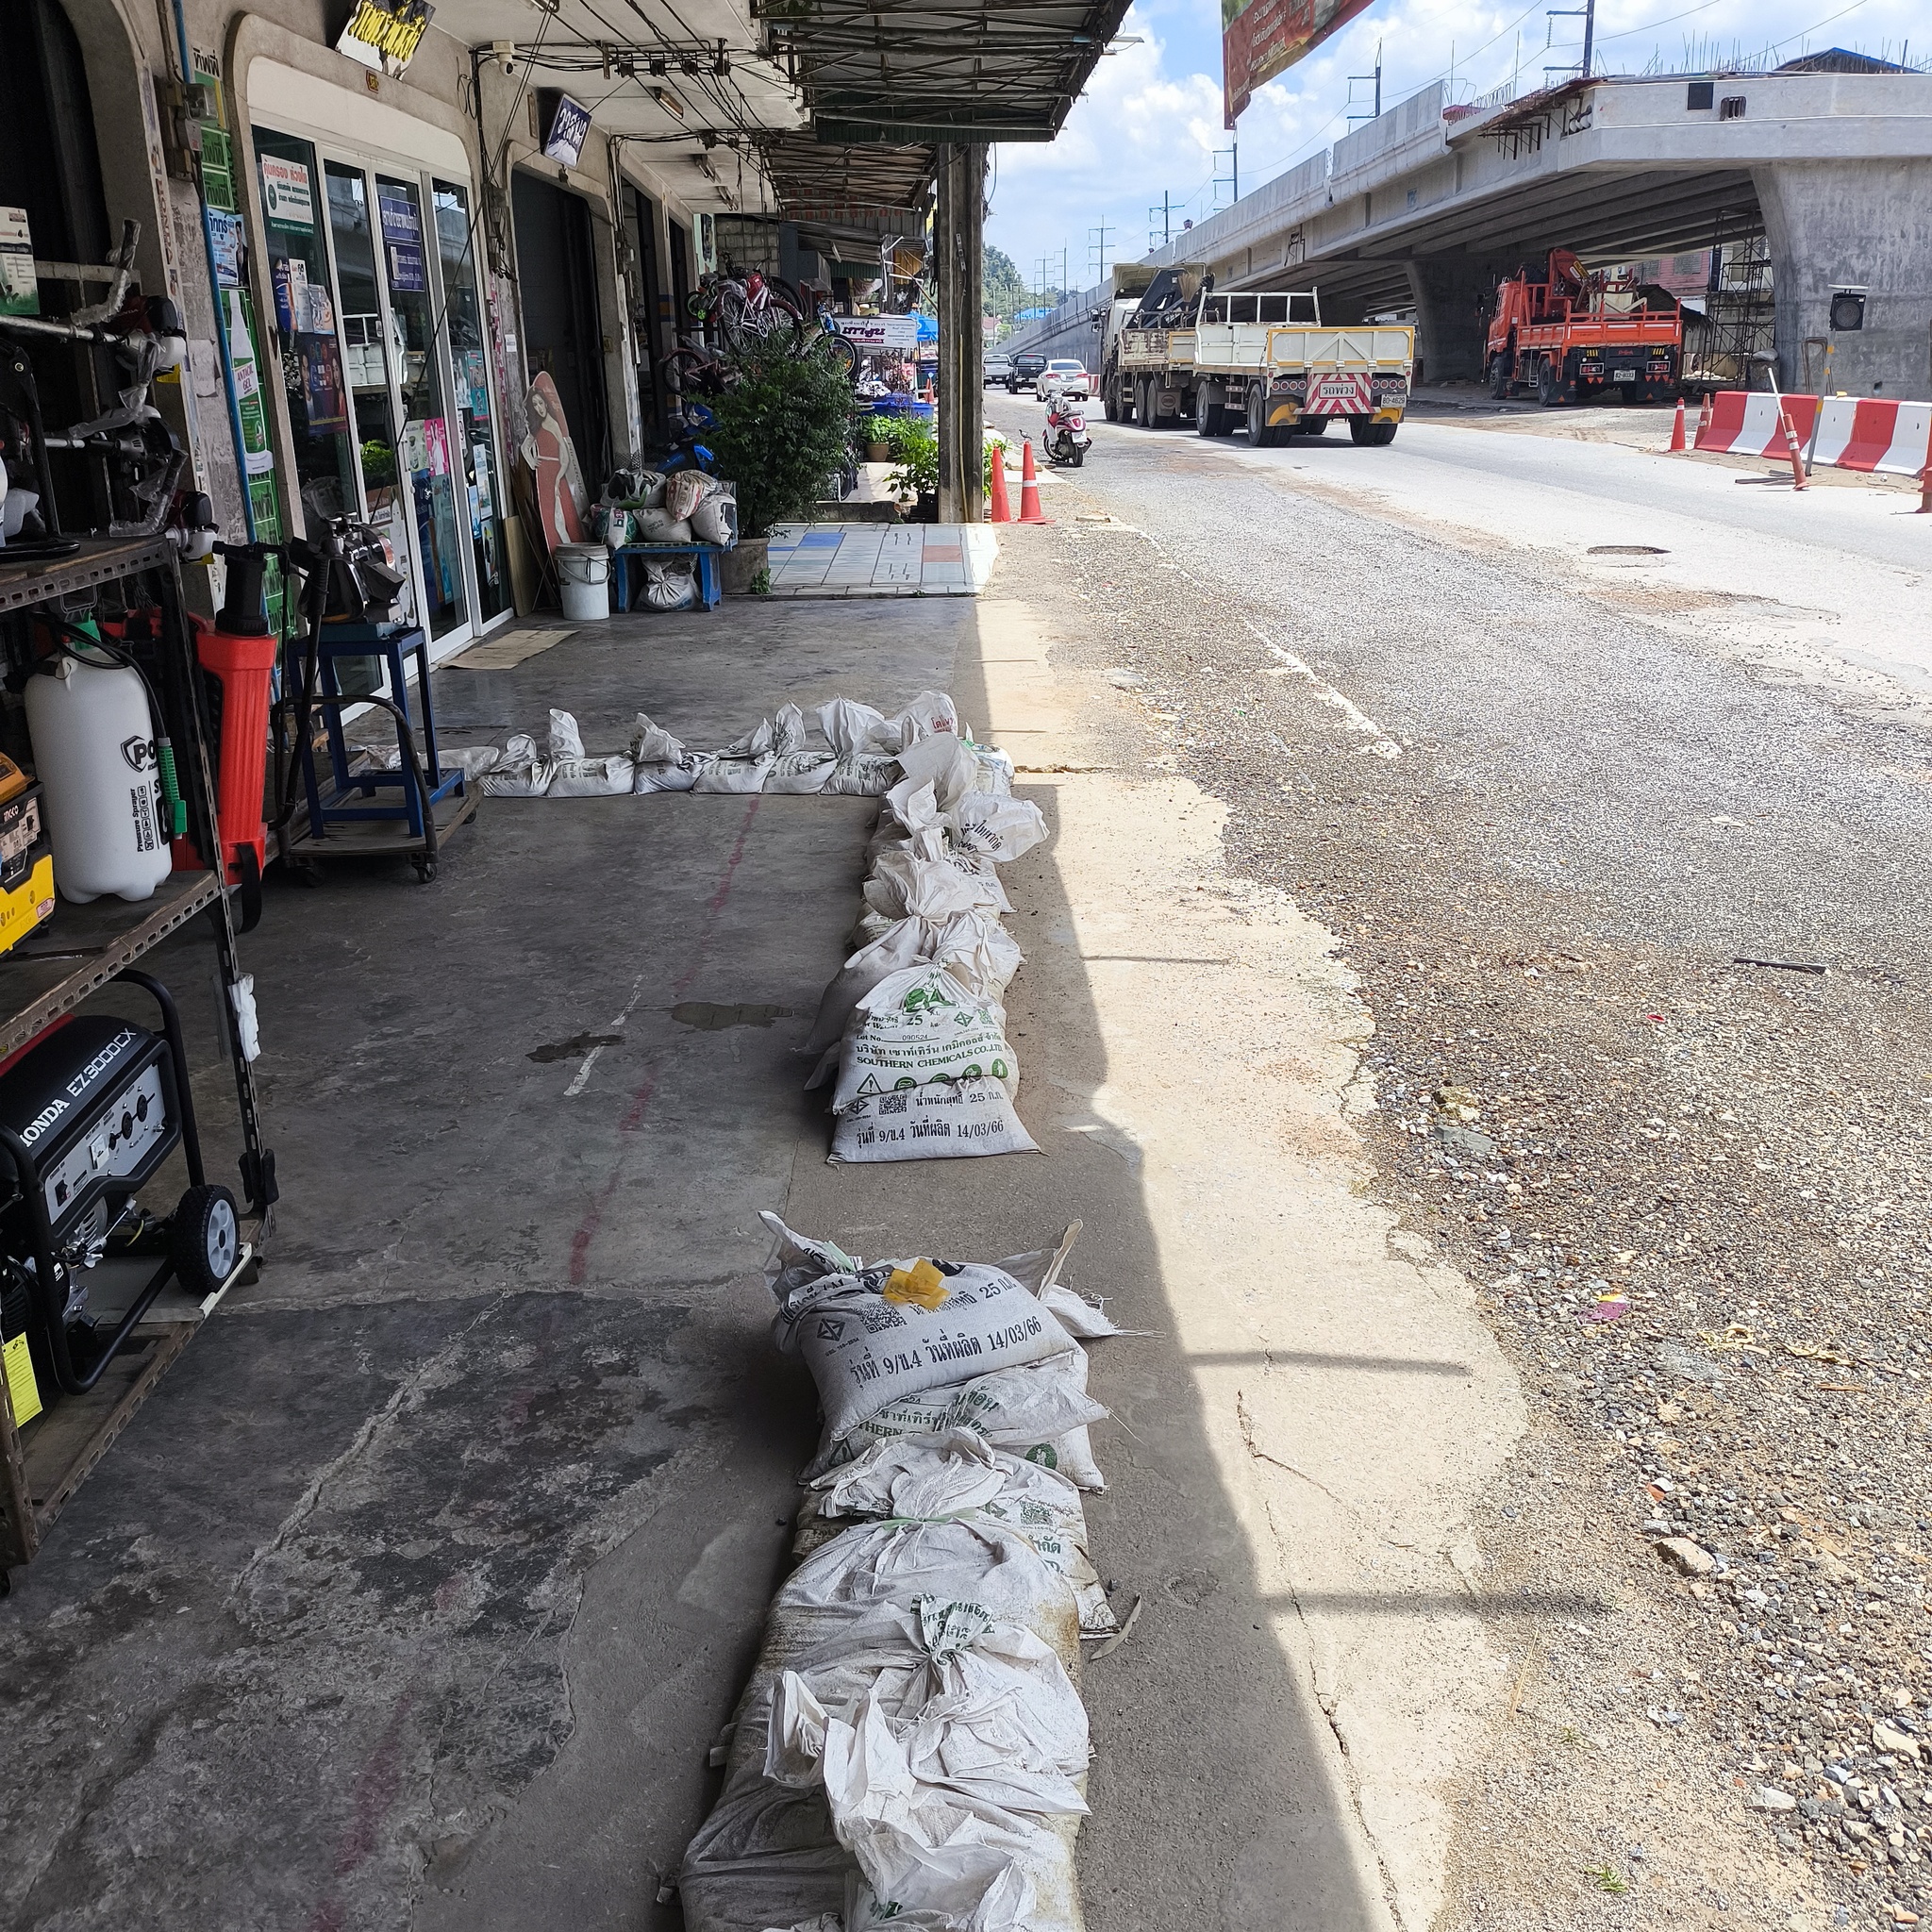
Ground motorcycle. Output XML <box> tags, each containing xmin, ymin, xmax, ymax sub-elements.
<box><xmin>1043</xmin><ymin>395</ymin><xmax>1091</xmax><ymax>468</ymax></box>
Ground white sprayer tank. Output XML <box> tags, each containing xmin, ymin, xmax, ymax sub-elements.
<box><xmin>25</xmin><ymin>652</ymin><xmax>172</xmax><ymax>903</ymax></box>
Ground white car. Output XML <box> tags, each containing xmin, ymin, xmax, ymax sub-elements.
<box><xmin>1035</xmin><ymin>358</ymin><xmax>1090</xmax><ymax>400</ymax></box>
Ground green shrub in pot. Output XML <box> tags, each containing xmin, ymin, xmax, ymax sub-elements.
<box><xmin>705</xmin><ymin>339</ymin><xmax>859</xmax><ymax>537</ymax></box>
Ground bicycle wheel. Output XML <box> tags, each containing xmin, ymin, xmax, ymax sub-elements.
<box><xmin>812</xmin><ymin>329</ymin><xmax>859</xmax><ymax>379</ymax></box>
<box><xmin>717</xmin><ymin>286</ymin><xmax>755</xmax><ymax>349</ymax></box>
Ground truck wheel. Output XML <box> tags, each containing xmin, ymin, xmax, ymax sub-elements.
<box><xmin>1296</xmin><ymin>416</ymin><xmax>1328</xmax><ymax>439</ymax></box>
<box><xmin>1195</xmin><ymin>391</ymin><xmax>1227</xmax><ymax>438</ymax></box>
<box><xmin>1103</xmin><ymin>391</ymin><xmax>1119</xmax><ymax>423</ymax></box>
<box><xmin>1490</xmin><ymin>355</ymin><xmax>1512</xmax><ymax>400</ymax></box>
<box><xmin>1138</xmin><ymin>379</ymin><xmax>1159</xmax><ymax>428</ymax></box>
<box><xmin>1349</xmin><ymin>418</ymin><xmax>1397</xmax><ymax>447</ymax></box>
<box><xmin>1537</xmin><ymin>361</ymin><xmax>1563</xmax><ymax>408</ymax></box>
<box><xmin>1246</xmin><ymin>389</ymin><xmax>1271</xmax><ymax>446</ymax></box>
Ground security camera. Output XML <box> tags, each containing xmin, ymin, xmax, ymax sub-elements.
<box><xmin>491</xmin><ymin>40</ymin><xmax>516</xmax><ymax>75</ymax></box>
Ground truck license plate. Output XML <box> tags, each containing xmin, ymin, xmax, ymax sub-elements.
<box><xmin>1611</xmin><ymin>369</ymin><xmax>1637</xmax><ymax>381</ymax></box>
<box><xmin>1318</xmin><ymin>379</ymin><xmax>1355</xmax><ymax>396</ymax></box>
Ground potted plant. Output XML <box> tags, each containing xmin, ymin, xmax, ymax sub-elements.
<box><xmin>888</xmin><ymin>417</ymin><xmax>940</xmax><ymax>523</ymax></box>
<box><xmin>864</xmin><ymin>413</ymin><xmax>894</xmax><ymax>463</ymax></box>
<box><xmin>704</xmin><ymin>338</ymin><xmax>859</xmax><ymax>590</ymax></box>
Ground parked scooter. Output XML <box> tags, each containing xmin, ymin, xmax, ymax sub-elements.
<box><xmin>1043</xmin><ymin>394</ymin><xmax>1091</xmax><ymax>468</ymax></box>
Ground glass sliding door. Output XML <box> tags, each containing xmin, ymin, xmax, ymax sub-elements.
<box><xmin>430</xmin><ymin>179</ymin><xmax>507</xmax><ymax>625</ymax></box>
<box><xmin>375</xmin><ymin>173</ymin><xmax>466</xmax><ymax>642</ymax></box>
<box><xmin>324</xmin><ymin>159</ymin><xmax>416</xmax><ymax>627</ymax></box>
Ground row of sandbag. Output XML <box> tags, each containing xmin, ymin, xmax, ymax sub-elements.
<box><xmin>800</xmin><ymin>729</ymin><xmax>1047</xmax><ymax>1165</ymax></box>
<box><xmin>675</xmin><ymin>1213</ymin><xmax>1124</xmax><ymax>1932</ymax></box>
<box><xmin>470</xmin><ymin>691</ymin><xmax>1008</xmax><ymax>801</ymax></box>
<box><xmin>590</xmin><ymin>466</ymin><xmax>739</xmax><ymax>550</ymax></box>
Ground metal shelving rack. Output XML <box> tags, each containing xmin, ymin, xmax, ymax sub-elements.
<box><xmin>0</xmin><ymin>535</ymin><xmax>275</xmax><ymax>1585</ymax></box>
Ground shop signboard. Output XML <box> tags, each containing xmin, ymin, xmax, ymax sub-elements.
<box><xmin>541</xmin><ymin>95</ymin><xmax>592</xmax><ymax>170</ymax></box>
<box><xmin>835</xmin><ymin>314</ymin><xmax>920</xmax><ymax>351</ymax></box>
<box><xmin>259</xmin><ymin>154</ymin><xmax>314</xmax><ymax>229</ymax></box>
<box><xmin>1223</xmin><ymin>0</ymin><xmax>1374</xmax><ymax>125</ymax></box>
<box><xmin>378</xmin><ymin>188</ymin><xmax>427</xmax><ymax>292</ymax></box>
<box><xmin>336</xmin><ymin>0</ymin><xmax>436</xmax><ymax>78</ymax></box>
<box><xmin>208</xmin><ymin>208</ymin><xmax>242</xmax><ymax>287</ymax></box>
<box><xmin>0</xmin><ymin>208</ymin><xmax>39</xmax><ymax>316</ymax></box>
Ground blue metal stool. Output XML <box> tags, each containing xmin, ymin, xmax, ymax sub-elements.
<box><xmin>297</xmin><ymin>623</ymin><xmax>465</xmax><ymax>842</ymax></box>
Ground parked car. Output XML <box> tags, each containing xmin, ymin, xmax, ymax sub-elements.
<box><xmin>982</xmin><ymin>352</ymin><xmax>1013</xmax><ymax>386</ymax></box>
<box><xmin>1036</xmin><ymin>358</ymin><xmax>1090</xmax><ymax>400</ymax></box>
<box><xmin>1007</xmin><ymin>351</ymin><xmax>1047</xmax><ymax>392</ymax></box>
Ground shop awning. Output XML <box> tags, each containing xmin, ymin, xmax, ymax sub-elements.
<box><xmin>763</xmin><ymin>0</ymin><xmax>1135</xmax><ymax>143</ymax></box>
<box><xmin>755</xmin><ymin>130</ymin><xmax>936</xmax><ymax>261</ymax></box>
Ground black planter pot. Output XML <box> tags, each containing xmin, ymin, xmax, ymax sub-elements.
<box><xmin>911</xmin><ymin>491</ymin><xmax>939</xmax><ymax>524</ymax></box>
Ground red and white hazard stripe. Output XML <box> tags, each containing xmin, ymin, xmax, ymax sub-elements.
<box><xmin>1694</xmin><ymin>391</ymin><xmax>1821</xmax><ymax>458</ymax></box>
<box><xmin>1809</xmin><ymin>398</ymin><xmax>1932</xmax><ymax>479</ymax></box>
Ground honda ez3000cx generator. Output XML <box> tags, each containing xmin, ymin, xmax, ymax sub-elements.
<box><xmin>0</xmin><ymin>971</ymin><xmax>239</xmax><ymax>1399</ymax></box>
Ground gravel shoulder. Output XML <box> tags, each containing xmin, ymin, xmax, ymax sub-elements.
<box><xmin>988</xmin><ymin>397</ymin><xmax>1932</xmax><ymax>1932</ymax></box>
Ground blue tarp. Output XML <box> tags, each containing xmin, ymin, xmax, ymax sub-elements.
<box><xmin>915</xmin><ymin>312</ymin><xmax>940</xmax><ymax>341</ymax></box>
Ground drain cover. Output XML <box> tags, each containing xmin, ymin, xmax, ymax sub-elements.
<box><xmin>1588</xmin><ymin>544</ymin><xmax>1669</xmax><ymax>556</ymax></box>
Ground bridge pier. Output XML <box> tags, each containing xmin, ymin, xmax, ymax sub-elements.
<box><xmin>1757</xmin><ymin>160</ymin><xmax>1932</xmax><ymax>397</ymax></box>
<box><xmin>1405</xmin><ymin>257</ymin><xmax>1514</xmax><ymax>385</ymax></box>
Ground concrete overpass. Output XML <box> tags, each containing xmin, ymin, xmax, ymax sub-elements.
<box><xmin>1008</xmin><ymin>68</ymin><xmax>1932</xmax><ymax>395</ymax></box>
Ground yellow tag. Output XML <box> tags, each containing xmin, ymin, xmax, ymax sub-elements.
<box><xmin>4</xmin><ymin>1332</ymin><xmax>41</xmax><ymax>1425</ymax></box>
<box><xmin>883</xmin><ymin>1258</ymin><xmax>948</xmax><ymax>1310</ymax></box>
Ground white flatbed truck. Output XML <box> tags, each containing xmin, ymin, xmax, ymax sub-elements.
<box><xmin>1117</xmin><ymin>288</ymin><xmax>1415</xmax><ymax>446</ymax></box>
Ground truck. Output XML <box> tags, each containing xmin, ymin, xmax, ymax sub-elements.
<box><xmin>1486</xmin><ymin>249</ymin><xmax>1683</xmax><ymax>405</ymax></box>
<box><xmin>1110</xmin><ymin>281</ymin><xmax>1414</xmax><ymax>445</ymax></box>
<box><xmin>1091</xmin><ymin>264</ymin><xmax>1166</xmax><ymax>423</ymax></box>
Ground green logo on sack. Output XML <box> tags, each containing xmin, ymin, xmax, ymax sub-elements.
<box><xmin>1024</xmin><ymin>1442</ymin><xmax>1058</xmax><ymax>1470</ymax></box>
<box><xmin>991</xmin><ymin>1058</ymin><xmax>1009</xmax><ymax>1080</ymax></box>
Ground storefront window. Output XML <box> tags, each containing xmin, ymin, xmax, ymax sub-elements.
<box><xmin>255</xmin><ymin>128</ymin><xmax>357</xmax><ymax>534</ymax></box>
<box><xmin>324</xmin><ymin>160</ymin><xmax>414</xmax><ymax>625</ymax></box>
<box><xmin>375</xmin><ymin>174</ymin><xmax>466</xmax><ymax>641</ymax></box>
<box><xmin>431</xmin><ymin>180</ymin><xmax>507</xmax><ymax>623</ymax></box>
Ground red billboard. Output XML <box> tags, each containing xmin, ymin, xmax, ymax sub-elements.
<box><xmin>1224</xmin><ymin>0</ymin><xmax>1378</xmax><ymax>126</ymax></box>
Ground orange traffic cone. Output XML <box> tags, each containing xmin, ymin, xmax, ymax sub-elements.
<box><xmin>1695</xmin><ymin>391</ymin><xmax>1712</xmax><ymax>443</ymax></box>
<box><xmin>1917</xmin><ymin>463</ymin><xmax>1931</xmax><ymax>515</ymax></box>
<box><xmin>1016</xmin><ymin>440</ymin><xmax>1048</xmax><ymax>525</ymax></box>
<box><xmin>1668</xmin><ymin>398</ymin><xmax>1687</xmax><ymax>453</ymax></box>
<box><xmin>1774</xmin><ymin>399</ymin><xmax>1808</xmax><ymax>491</ymax></box>
<box><xmin>988</xmin><ymin>443</ymin><xmax>1013</xmax><ymax>523</ymax></box>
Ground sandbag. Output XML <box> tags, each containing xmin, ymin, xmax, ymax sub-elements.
<box><xmin>891</xmin><ymin>735</ymin><xmax>981</xmax><ymax>815</ymax></box>
<box><xmin>637</xmin><ymin>505</ymin><xmax>694</xmax><ymax>543</ymax></box>
<box><xmin>803</xmin><ymin>1349</ymin><xmax>1108</xmax><ymax>1493</ymax></box>
<box><xmin>831</xmin><ymin>965</ymin><xmax>1018</xmax><ymax>1112</ymax></box>
<box><xmin>881</xmin><ymin>690</ymin><xmax>964</xmax><ymax>753</ymax></box>
<box><xmin>816</xmin><ymin>699</ymin><xmax>899</xmax><ymax>796</ymax></box>
<box><xmin>803</xmin><ymin>908</ymin><xmax>1017</xmax><ymax>1059</ymax></box>
<box><xmin>860</xmin><ymin>849</ymin><xmax>1007</xmax><ymax>931</ymax></box>
<box><xmin>665</xmin><ymin>467</ymin><xmax>715</xmax><ymax>523</ymax></box>
<box><xmin>762</xmin><ymin>1212</ymin><xmax>1074</xmax><ymax>1445</ymax></box>
<box><xmin>536</xmin><ymin>708</ymin><xmax>635</xmax><ymax>797</ymax></box>
<box><xmin>630</xmin><ymin>469</ymin><xmax>668</xmax><ymax>508</ymax></box>
<box><xmin>766</xmin><ymin>702</ymin><xmax>835</xmax><ymax>793</ymax></box>
<box><xmin>695</xmin><ymin>718</ymin><xmax>775</xmax><ymax>793</ymax></box>
<box><xmin>973</xmin><ymin>747</ymin><xmax>1016</xmax><ymax>795</ymax></box>
<box><xmin>691</xmin><ymin>486</ymin><xmax>739</xmax><ymax>547</ymax></box>
<box><xmin>951</xmin><ymin>792</ymin><xmax>1047</xmax><ymax>865</ymax></box>
<box><xmin>478</xmin><ymin>731</ymin><xmax>553</xmax><ymax>796</ymax></box>
<box><xmin>629</xmin><ymin>711</ymin><xmax>707</xmax><ymax>792</ymax></box>
<box><xmin>645</xmin><ymin>559</ymin><xmax>697</xmax><ymax>610</ymax></box>
<box><xmin>830</xmin><ymin>1078</ymin><xmax>1040</xmax><ymax>1164</ymax></box>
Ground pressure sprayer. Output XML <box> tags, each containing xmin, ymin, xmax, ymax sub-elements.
<box><xmin>24</xmin><ymin>620</ymin><xmax>186</xmax><ymax>903</ymax></box>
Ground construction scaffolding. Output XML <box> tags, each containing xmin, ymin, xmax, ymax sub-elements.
<box><xmin>1686</xmin><ymin>212</ymin><xmax>1774</xmax><ymax>390</ymax></box>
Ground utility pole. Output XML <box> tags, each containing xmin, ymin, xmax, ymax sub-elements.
<box><xmin>1346</xmin><ymin>40</ymin><xmax>1384</xmax><ymax>122</ymax></box>
<box><xmin>1088</xmin><ymin>223</ymin><xmax>1114</xmax><ymax>282</ymax></box>
<box><xmin>1035</xmin><ymin>255</ymin><xmax>1052</xmax><ymax>304</ymax></box>
<box><xmin>1546</xmin><ymin>0</ymin><xmax>1596</xmax><ymax>76</ymax></box>
<box><xmin>1148</xmin><ymin>192</ymin><xmax>1174</xmax><ymax>252</ymax></box>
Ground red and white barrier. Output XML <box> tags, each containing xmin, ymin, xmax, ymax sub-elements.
<box><xmin>1696</xmin><ymin>391</ymin><xmax>1932</xmax><ymax>483</ymax></box>
<box><xmin>1694</xmin><ymin>391</ymin><xmax>1820</xmax><ymax>457</ymax></box>
<box><xmin>1809</xmin><ymin>398</ymin><xmax>1932</xmax><ymax>479</ymax></box>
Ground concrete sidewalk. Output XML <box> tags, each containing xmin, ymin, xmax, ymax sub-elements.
<box><xmin>0</xmin><ymin>575</ymin><xmax>1527</xmax><ymax>1932</ymax></box>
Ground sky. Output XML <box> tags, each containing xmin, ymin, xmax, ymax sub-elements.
<box><xmin>986</xmin><ymin>0</ymin><xmax>1924</xmax><ymax>296</ymax></box>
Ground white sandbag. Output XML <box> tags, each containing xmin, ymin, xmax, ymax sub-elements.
<box><xmin>696</xmin><ymin>718</ymin><xmax>775</xmax><ymax>793</ymax></box>
<box><xmin>762</xmin><ymin>1213</ymin><xmax>1074</xmax><ymax>1445</ymax></box>
<box><xmin>766</xmin><ymin>1598</ymin><xmax>1088</xmax><ymax>1932</ymax></box>
<box><xmin>972</xmin><ymin>747</ymin><xmax>1016</xmax><ymax>795</ymax></box>
<box><xmin>768</xmin><ymin>707</ymin><xmax>837</xmax><ymax>791</ymax></box>
<box><xmin>806</xmin><ymin>1350</ymin><xmax>1107</xmax><ymax>1493</ymax></box>
<box><xmin>881</xmin><ymin>690</ymin><xmax>964</xmax><ymax>752</ymax></box>
<box><xmin>807</xmin><ymin>1434</ymin><xmax>1115</xmax><ymax>1637</ymax></box>
<box><xmin>637</xmin><ymin>505</ymin><xmax>694</xmax><ymax>542</ymax></box>
<box><xmin>803</xmin><ymin>908</ymin><xmax>1016</xmax><ymax>1060</ymax></box>
<box><xmin>629</xmin><ymin>711</ymin><xmax>707</xmax><ymax>792</ymax></box>
<box><xmin>550</xmin><ymin>753</ymin><xmax>635</xmax><ymax>796</ymax></box>
<box><xmin>860</xmin><ymin>850</ymin><xmax>1007</xmax><ymax>931</ymax></box>
<box><xmin>891</xmin><ymin>734</ymin><xmax>981</xmax><ymax>815</ymax></box>
<box><xmin>832</xmin><ymin>965</ymin><xmax>1018</xmax><ymax>1112</ymax></box>
<box><xmin>645</xmin><ymin>559</ymin><xmax>698</xmax><ymax>609</ymax></box>
<box><xmin>691</xmin><ymin>488</ymin><xmax>739</xmax><ymax>547</ymax></box>
<box><xmin>831</xmin><ymin>1078</ymin><xmax>1040</xmax><ymax>1164</ymax></box>
<box><xmin>631</xmin><ymin>469</ymin><xmax>667</xmax><ymax>508</ymax></box>
<box><xmin>478</xmin><ymin>732</ymin><xmax>554</xmax><ymax>796</ymax></box>
<box><xmin>950</xmin><ymin>792</ymin><xmax>1047</xmax><ymax>865</ymax></box>
<box><xmin>817</xmin><ymin>699</ymin><xmax>899</xmax><ymax>796</ymax></box>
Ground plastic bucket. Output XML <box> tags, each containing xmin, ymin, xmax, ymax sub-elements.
<box><xmin>556</xmin><ymin>542</ymin><xmax>611</xmax><ymax>622</ymax></box>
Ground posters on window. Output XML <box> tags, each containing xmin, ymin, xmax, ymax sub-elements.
<box><xmin>299</xmin><ymin>334</ymin><xmax>350</xmax><ymax>435</ymax></box>
<box><xmin>378</xmin><ymin>188</ymin><xmax>427</xmax><ymax>292</ymax></box>
<box><xmin>259</xmin><ymin>154</ymin><xmax>315</xmax><ymax>228</ymax></box>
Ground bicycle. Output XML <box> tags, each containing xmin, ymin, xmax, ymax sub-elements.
<box><xmin>687</xmin><ymin>267</ymin><xmax>803</xmax><ymax>349</ymax></box>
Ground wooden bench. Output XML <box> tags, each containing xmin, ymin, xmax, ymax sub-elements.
<box><xmin>609</xmin><ymin>541</ymin><xmax>728</xmax><ymax>613</ymax></box>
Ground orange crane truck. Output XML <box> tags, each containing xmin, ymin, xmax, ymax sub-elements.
<box><xmin>1486</xmin><ymin>250</ymin><xmax>1682</xmax><ymax>406</ymax></box>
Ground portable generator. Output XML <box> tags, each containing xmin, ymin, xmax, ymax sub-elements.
<box><xmin>0</xmin><ymin>972</ymin><xmax>239</xmax><ymax>1402</ymax></box>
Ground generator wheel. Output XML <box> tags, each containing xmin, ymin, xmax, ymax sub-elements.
<box><xmin>172</xmin><ymin>1185</ymin><xmax>241</xmax><ymax>1297</ymax></box>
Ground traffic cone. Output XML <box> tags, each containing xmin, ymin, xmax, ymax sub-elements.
<box><xmin>1016</xmin><ymin>440</ymin><xmax>1048</xmax><ymax>525</ymax></box>
<box><xmin>988</xmin><ymin>443</ymin><xmax>1013</xmax><ymax>523</ymax></box>
<box><xmin>1668</xmin><ymin>398</ymin><xmax>1687</xmax><ymax>453</ymax></box>
<box><xmin>1917</xmin><ymin>463</ymin><xmax>1931</xmax><ymax>515</ymax></box>
<box><xmin>1775</xmin><ymin>401</ymin><xmax>1808</xmax><ymax>491</ymax></box>
<box><xmin>1695</xmin><ymin>391</ymin><xmax>1712</xmax><ymax>442</ymax></box>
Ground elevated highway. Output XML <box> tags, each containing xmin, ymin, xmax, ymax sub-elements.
<box><xmin>1009</xmin><ymin>69</ymin><xmax>1932</xmax><ymax>395</ymax></box>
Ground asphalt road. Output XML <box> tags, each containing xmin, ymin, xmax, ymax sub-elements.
<box><xmin>990</xmin><ymin>391</ymin><xmax>1932</xmax><ymax>1928</ymax></box>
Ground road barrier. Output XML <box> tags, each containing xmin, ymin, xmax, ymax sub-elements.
<box><xmin>1696</xmin><ymin>391</ymin><xmax>1932</xmax><ymax>481</ymax></box>
<box><xmin>1809</xmin><ymin>398</ymin><xmax>1932</xmax><ymax>478</ymax></box>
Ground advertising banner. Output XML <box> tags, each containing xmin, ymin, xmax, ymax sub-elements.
<box><xmin>1224</xmin><ymin>0</ymin><xmax>1376</xmax><ymax>126</ymax></box>
<box><xmin>834</xmin><ymin>314</ymin><xmax>920</xmax><ymax>351</ymax></box>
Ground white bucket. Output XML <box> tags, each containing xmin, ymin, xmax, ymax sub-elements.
<box><xmin>556</xmin><ymin>542</ymin><xmax>611</xmax><ymax>622</ymax></box>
